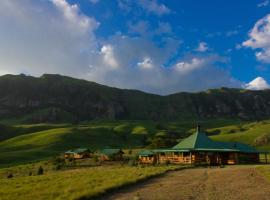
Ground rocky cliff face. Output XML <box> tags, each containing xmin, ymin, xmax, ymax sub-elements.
<box><xmin>0</xmin><ymin>74</ymin><xmax>270</xmax><ymax>123</ymax></box>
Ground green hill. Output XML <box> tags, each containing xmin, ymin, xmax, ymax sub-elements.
<box><xmin>210</xmin><ymin>120</ymin><xmax>270</xmax><ymax>151</ymax></box>
<box><xmin>0</xmin><ymin>118</ymin><xmax>264</xmax><ymax>167</ymax></box>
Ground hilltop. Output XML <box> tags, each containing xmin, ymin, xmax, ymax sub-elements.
<box><xmin>0</xmin><ymin>74</ymin><xmax>270</xmax><ymax>123</ymax></box>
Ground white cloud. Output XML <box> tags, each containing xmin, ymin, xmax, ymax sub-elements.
<box><xmin>243</xmin><ymin>14</ymin><xmax>270</xmax><ymax>63</ymax></box>
<box><xmin>100</xmin><ymin>45</ymin><xmax>119</xmax><ymax>69</ymax></box>
<box><xmin>0</xmin><ymin>0</ymin><xmax>99</xmax><ymax>77</ymax></box>
<box><xmin>128</xmin><ymin>21</ymin><xmax>172</xmax><ymax>37</ymax></box>
<box><xmin>137</xmin><ymin>57</ymin><xmax>154</xmax><ymax>69</ymax></box>
<box><xmin>245</xmin><ymin>77</ymin><xmax>270</xmax><ymax>90</ymax></box>
<box><xmin>138</xmin><ymin>0</ymin><xmax>170</xmax><ymax>16</ymax></box>
<box><xmin>258</xmin><ymin>0</ymin><xmax>269</xmax><ymax>7</ymax></box>
<box><xmin>51</xmin><ymin>0</ymin><xmax>99</xmax><ymax>33</ymax></box>
<box><xmin>175</xmin><ymin>57</ymin><xmax>208</xmax><ymax>73</ymax></box>
<box><xmin>195</xmin><ymin>42</ymin><xmax>209</xmax><ymax>52</ymax></box>
<box><xmin>0</xmin><ymin>0</ymin><xmax>242</xmax><ymax>95</ymax></box>
<box><xmin>87</xmin><ymin>36</ymin><xmax>241</xmax><ymax>94</ymax></box>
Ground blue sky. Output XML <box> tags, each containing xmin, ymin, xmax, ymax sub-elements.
<box><xmin>1</xmin><ymin>0</ymin><xmax>270</xmax><ymax>94</ymax></box>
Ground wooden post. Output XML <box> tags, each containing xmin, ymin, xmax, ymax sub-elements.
<box><xmin>190</xmin><ymin>152</ymin><xmax>192</xmax><ymax>164</ymax></box>
<box><xmin>265</xmin><ymin>153</ymin><xmax>268</xmax><ymax>164</ymax></box>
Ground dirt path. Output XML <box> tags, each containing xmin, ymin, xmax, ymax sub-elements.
<box><xmin>102</xmin><ymin>166</ymin><xmax>270</xmax><ymax>200</ymax></box>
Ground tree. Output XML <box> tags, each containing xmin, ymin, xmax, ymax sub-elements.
<box><xmin>131</xmin><ymin>126</ymin><xmax>149</xmax><ymax>145</ymax></box>
<box><xmin>37</xmin><ymin>166</ymin><xmax>44</xmax><ymax>175</ymax></box>
<box><xmin>113</xmin><ymin>124</ymin><xmax>131</xmax><ymax>141</ymax></box>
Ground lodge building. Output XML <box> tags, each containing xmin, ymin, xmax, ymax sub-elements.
<box><xmin>138</xmin><ymin>126</ymin><xmax>266</xmax><ymax>165</ymax></box>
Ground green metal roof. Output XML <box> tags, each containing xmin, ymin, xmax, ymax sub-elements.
<box><xmin>65</xmin><ymin>148</ymin><xmax>91</xmax><ymax>154</ymax></box>
<box><xmin>216</xmin><ymin>142</ymin><xmax>260</xmax><ymax>153</ymax></box>
<box><xmin>138</xmin><ymin>150</ymin><xmax>155</xmax><ymax>156</ymax></box>
<box><xmin>153</xmin><ymin>149</ymin><xmax>189</xmax><ymax>153</ymax></box>
<box><xmin>101</xmin><ymin>149</ymin><xmax>124</xmax><ymax>156</ymax></box>
<box><xmin>172</xmin><ymin>130</ymin><xmax>260</xmax><ymax>153</ymax></box>
<box><xmin>172</xmin><ymin>131</ymin><xmax>225</xmax><ymax>150</ymax></box>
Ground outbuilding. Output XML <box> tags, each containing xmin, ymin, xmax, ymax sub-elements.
<box><xmin>100</xmin><ymin>149</ymin><xmax>124</xmax><ymax>161</ymax></box>
<box><xmin>64</xmin><ymin>148</ymin><xmax>92</xmax><ymax>159</ymax></box>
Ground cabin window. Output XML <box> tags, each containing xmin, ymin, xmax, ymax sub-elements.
<box><xmin>183</xmin><ymin>152</ymin><xmax>190</xmax><ymax>156</ymax></box>
<box><xmin>160</xmin><ymin>152</ymin><xmax>165</xmax><ymax>156</ymax></box>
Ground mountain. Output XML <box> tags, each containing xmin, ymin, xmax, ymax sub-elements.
<box><xmin>0</xmin><ymin>74</ymin><xmax>270</xmax><ymax>123</ymax></box>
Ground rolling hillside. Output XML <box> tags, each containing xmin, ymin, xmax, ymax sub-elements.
<box><xmin>1</xmin><ymin>119</ymin><xmax>269</xmax><ymax>167</ymax></box>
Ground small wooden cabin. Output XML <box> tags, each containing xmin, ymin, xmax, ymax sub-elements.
<box><xmin>100</xmin><ymin>149</ymin><xmax>124</xmax><ymax>161</ymax></box>
<box><xmin>64</xmin><ymin>148</ymin><xmax>92</xmax><ymax>159</ymax></box>
<box><xmin>139</xmin><ymin>126</ymin><xmax>263</xmax><ymax>165</ymax></box>
<box><xmin>138</xmin><ymin>150</ymin><xmax>157</xmax><ymax>164</ymax></box>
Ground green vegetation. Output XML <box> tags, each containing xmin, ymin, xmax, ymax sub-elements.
<box><xmin>210</xmin><ymin>120</ymin><xmax>270</xmax><ymax>151</ymax></box>
<box><xmin>0</xmin><ymin>163</ymin><xmax>181</xmax><ymax>200</ymax></box>
<box><xmin>256</xmin><ymin>165</ymin><xmax>270</xmax><ymax>182</ymax></box>
<box><xmin>1</xmin><ymin>74</ymin><xmax>270</xmax><ymax>123</ymax></box>
<box><xmin>0</xmin><ymin>119</ymin><xmax>244</xmax><ymax>167</ymax></box>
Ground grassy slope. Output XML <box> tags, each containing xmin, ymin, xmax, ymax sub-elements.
<box><xmin>0</xmin><ymin>119</ymin><xmax>244</xmax><ymax>167</ymax></box>
<box><xmin>0</xmin><ymin>165</ymin><xmax>181</xmax><ymax>200</ymax></box>
<box><xmin>210</xmin><ymin>120</ymin><xmax>270</xmax><ymax>150</ymax></box>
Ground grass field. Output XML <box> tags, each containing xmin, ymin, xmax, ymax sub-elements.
<box><xmin>0</xmin><ymin>163</ymin><xmax>182</xmax><ymax>200</ymax></box>
<box><xmin>1</xmin><ymin>118</ymin><xmax>270</xmax><ymax>167</ymax></box>
<box><xmin>257</xmin><ymin>165</ymin><xmax>270</xmax><ymax>182</ymax></box>
<box><xmin>210</xmin><ymin>120</ymin><xmax>270</xmax><ymax>151</ymax></box>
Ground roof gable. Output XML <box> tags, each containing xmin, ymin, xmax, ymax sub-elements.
<box><xmin>172</xmin><ymin>131</ymin><xmax>222</xmax><ymax>150</ymax></box>
<box><xmin>101</xmin><ymin>149</ymin><xmax>124</xmax><ymax>156</ymax></box>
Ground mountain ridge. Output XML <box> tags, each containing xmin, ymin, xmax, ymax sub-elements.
<box><xmin>0</xmin><ymin>74</ymin><xmax>270</xmax><ymax>123</ymax></box>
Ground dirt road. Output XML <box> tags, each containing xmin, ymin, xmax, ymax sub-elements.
<box><xmin>102</xmin><ymin>166</ymin><xmax>270</xmax><ymax>200</ymax></box>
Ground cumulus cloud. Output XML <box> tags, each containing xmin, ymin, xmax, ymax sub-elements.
<box><xmin>117</xmin><ymin>0</ymin><xmax>170</xmax><ymax>16</ymax></box>
<box><xmin>0</xmin><ymin>0</ymin><xmax>242</xmax><ymax>94</ymax></box>
<box><xmin>100</xmin><ymin>45</ymin><xmax>119</xmax><ymax>69</ymax></box>
<box><xmin>137</xmin><ymin>57</ymin><xmax>154</xmax><ymax>69</ymax></box>
<box><xmin>128</xmin><ymin>21</ymin><xmax>172</xmax><ymax>37</ymax></box>
<box><xmin>0</xmin><ymin>0</ymin><xmax>99</xmax><ymax>76</ymax></box>
<box><xmin>245</xmin><ymin>77</ymin><xmax>270</xmax><ymax>90</ymax></box>
<box><xmin>195</xmin><ymin>42</ymin><xmax>209</xmax><ymax>52</ymax></box>
<box><xmin>87</xmin><ymin>36</ymin><xmax>241</xmax><ymax>94</ymax></box>
<box><xmin>243</xmin><ymin>14</ymin><xmax>270</xmax><ymax>63</ymax></box>
<box><xmin>138</xmin><ymin>0</ymin><xmax>170</xmax><ymax>16</ymax></box>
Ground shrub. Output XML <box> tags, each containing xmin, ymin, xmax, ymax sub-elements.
<box><xmin>37</xmin><ymin>166</ymin><xmax>44</xmax><ymax>175</ymax></box>
<box><xmin>128</xmin><ymin>149</ymin><xmax>132</xmax><ymax>155</ymax></box>
<box><xmin>7</xmin><ymin>173</ymin><xmax>13</xmax><ymax>179</ymax></box>
<box><xmin>55</xmin><ymin>164</ymin><xmax>62</xmax><ymax>171</ymax></box>
<box><xmin>128</xmin><ymin>158</ymin><xmax>137</xmax><ymax>166</ymax></box>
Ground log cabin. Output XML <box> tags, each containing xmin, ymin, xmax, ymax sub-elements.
<box><xmin>139</xmin><ymin>126</ymin><xmax>265</xmax><ymax>165</ymax></box>
<box><xmin>64</xmin><ymin>148</ymin><xmax>92</xmax><ymax>159</ymax></box>
<box><xmin>138</xmin><ymin>150</ymin><xmax>157</xmax><ymax>164</ymax></box>
<box><xmin>99</xmin><ymin>149</ymin><xmax>124</xmax><ymax>161</ymax></box>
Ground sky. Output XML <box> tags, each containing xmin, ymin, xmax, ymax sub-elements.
<box><xmin>1</xmin><ymin>0</ymin><xmax>270</xmax><ymax>94</ymax></box>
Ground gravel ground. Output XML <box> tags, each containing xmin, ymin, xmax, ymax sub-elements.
<box><xmin>102</xmin><ymin>166</ymin><xmax>270</xmax><ymax>200</ymax></box>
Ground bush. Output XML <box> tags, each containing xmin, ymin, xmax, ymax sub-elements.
<box><xmin>55</xmin><ymin>164</ymin><xmax>62</xmax><ymax>170</ymax></box>
<box><xmin>29</xmin><ymin>172</ymin><xmax>32</xmax><ymax>176</ymax></box>
<box><xmin>128</xmin><ymin>149</ymin><xmax>132</xmax><ymax>155</ymax></box>
<box><xmin>37</xmin><ymin>166</ymin><xmax>44</xmax><ymax>175</ymax></box>
<box><xmin>53</xmin><ymin>157</ymin><xmax>65</xmax><ymax>165</ymax></box>
<box><xmin>128</xmin><ymin>158</ymin><xmax>137</xmax><ymax>166</ymax></box>
<box><xmin>7</xmin><ymin>173</ymin><xmax>13</xmax><ymax>179</ymax></box>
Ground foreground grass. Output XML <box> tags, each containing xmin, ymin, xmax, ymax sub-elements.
<box><xmin>0</xmin><ymin>165</ymin><xmax>182</xmax><ymax>200</ymax></box>
<box><xmin>257</xmin><ymin>165</ymin><xmax>270</xmax><ymax>182</ymax></box>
